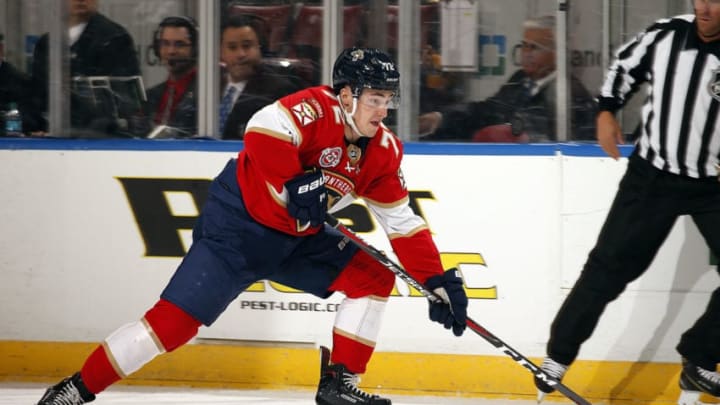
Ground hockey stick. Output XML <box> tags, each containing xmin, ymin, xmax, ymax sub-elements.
<box><xmin>325</xmin><ymin>214</ymin><xmax>592</xmax><ymax>405</ymax></box>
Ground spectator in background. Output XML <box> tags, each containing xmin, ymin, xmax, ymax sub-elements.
<box><xmin>31</xmin><ymin>0</ymin><xmax>141</xmax><ymax>136</ymax></box>
<box><xmin>0</xmin><ymin>33</ymin><xmax>41</xmax><ymax>135</ymax></box>
<box><xmin>218</xmin><ymin>14</ymin><xmax>301</xmax><ymax>140</ymax></box>
<box><xmin>141</xmin><ymin>16</ymin><xmax>199</xmax><ymax>138</ymax></box>
<box><xmin>419</xmin><ymin>44</ymin><xmax>462</xmax><ymax>114</ymax></box>
<box><xmin>418</xmin><ymin>15</ymin><xmax>597</xmax><ymax>143</ymax></box>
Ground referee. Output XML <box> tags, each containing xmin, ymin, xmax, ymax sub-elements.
<box><xmin>535</xmin><ymin>1</ymin><xmax>720</xmax><ymax>402</ymax></box>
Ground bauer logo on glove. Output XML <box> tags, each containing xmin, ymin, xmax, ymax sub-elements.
<box><xmin>285</xmin><ymin>169</ymin><xmax>328</xmax><ymax>227</ymax></box>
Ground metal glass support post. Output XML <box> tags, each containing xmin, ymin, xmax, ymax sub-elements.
<box><xmin>197</xmin><ymin>0</ymin><xmax>220</xmax><ymax>138</ymax></box>
<box><xmin>48</xmin><ymin>0</ymin><xmax>70</xmax><ymax>137</ymax></box>
<box><xmin>396</xmin><ymin>0</ymin><xmax>420</xmax><ymax>141</ymax></box>
<box><xmin>555</xmin><ymin>0</ymin><xmax>569</xmax><ymax>142</ymax></box>
<box><xmin>322</xmin><ymin>0</ymin><xmax>342</xmax><ymax>87</ymax></box>
<box><xmin>602</xmin><ymin>0</ymin><xmax>610</xmax><ymax>71</ymax></box>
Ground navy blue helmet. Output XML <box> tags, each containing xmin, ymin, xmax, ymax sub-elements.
<box><xmin>332</xmin><ymin>48</ymin><xmax>400</xmax><ymax>100</ymax></box>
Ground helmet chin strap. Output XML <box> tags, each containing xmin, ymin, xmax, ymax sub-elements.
<box><xmin>340</xmin><ymin>96</ymin><xmax>371</xmax><ymax>139</ymax></box>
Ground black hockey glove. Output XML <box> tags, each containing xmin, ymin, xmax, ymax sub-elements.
<box><xmin>425</xmin><ymin>268</ymin><xmax>468</xmax><ymax>336</ymax></box>
<box><xmin>285</xmin><ymin>170</ymin><xmax>327</xmax><ymax>227</ymax></box>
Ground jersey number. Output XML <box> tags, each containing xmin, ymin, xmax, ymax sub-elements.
<box><xmin>380</xmin><ymin>130</ymin><xmax>400</xmax><ymax>157</ymax></box>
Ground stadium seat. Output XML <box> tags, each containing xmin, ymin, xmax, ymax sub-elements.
<box><xmin>289</xmin><ymin>4</ymin><xmax>365</xmax><ymax>57</ymax></box>
<box><xmin>472</xmin><ymin>124</ymin><xmax>530</xmax><ymax>143</ymax></box>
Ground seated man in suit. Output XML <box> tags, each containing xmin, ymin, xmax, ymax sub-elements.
<box><xmin>218</xmin><ymin>14</ymin><xmax>301</xmax><ymax>140</ymax></box>
<box><xmin>142</xmin><ymin>16</ymin><xmax>199</xmax><ymax>138</ymax></box>
<box><xmin>418</xmin><ymin>15</ymin><xmax>597</xmax><ymax>143</ymax></box>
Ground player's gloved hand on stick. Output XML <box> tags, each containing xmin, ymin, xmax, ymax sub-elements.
<box><xmin>425</xmin><ymin>268</ymin><xmax>468</xmax><ymax>336</ymax></box>
<box><xmin>285</xmin><ymin>169</ymin><xmax>328</xmax><ymax>227</ymax></box>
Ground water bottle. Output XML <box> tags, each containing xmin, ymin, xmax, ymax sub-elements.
<box><xmin>4</xmin><ymin>102</ymin><xmax>23</xmax><ymax>137</ymax></box>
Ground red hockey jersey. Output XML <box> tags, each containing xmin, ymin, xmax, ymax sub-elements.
<box><xmin>236</xmin><ymin>85</ymin><xmax>443</xmax><ymax>282</ymax></box>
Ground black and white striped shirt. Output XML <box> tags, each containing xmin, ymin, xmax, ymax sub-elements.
<box><xmin>599</xmin><ymin>14</ymin><xmax>720</xmax><ymax>178</ymax></box>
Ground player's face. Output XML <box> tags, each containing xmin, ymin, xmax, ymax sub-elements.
<box><xmin>352</xmin><ymin>89</ymin><xmax>393</xmax><ymax>137</ymax></box>
<box><xmin>221</xmin><ymin>26</ymin><xmax>262</xmax><ymax>83</ymax></box>
<box><xmin>521</xmin><ymin>27</ymin><xmax>556</xmax><ymax>81</ymax></box>
<box><xmin>694</xmin><ymin>0</ymin><xmax>720</xmax><ymax>42</ymax></box>
<box><xmin>159</xmin><ymin>27</ymin><xmax>194</xmax><ymax>76</ymax></box>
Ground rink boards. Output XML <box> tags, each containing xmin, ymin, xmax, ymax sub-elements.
<box><xmin>0</xmin><ymin>139</ymin><xmax>717</xmax><ymax>404</ymax></box>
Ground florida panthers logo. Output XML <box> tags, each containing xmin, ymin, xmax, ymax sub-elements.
<box><xmin>709</xmin><ymin>69</ymin><xmax>720</xmax><ymax>101</ymax></box>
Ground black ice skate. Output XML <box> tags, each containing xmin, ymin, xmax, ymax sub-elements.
<box><xmin>315</xmin><ymin>346</ymin><xmax>391</xmax><ymax>405</ymax></box>
<box><xmin>534</xmin><ymin>357</ymin><xmax>568</xmax><ymax>403</ymax></box>
<box><xmin>678</xmin><ymin>358</ymin><xmax>720</xmax><ymax>404</ymax></box>
<box><xmin>37</xmin><ymin>372</ymin><xmax>95</xmax><ymax>405</ymax></box>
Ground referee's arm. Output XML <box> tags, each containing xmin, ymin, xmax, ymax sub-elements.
<box><xmin>595</xmin><ymin>21</ymin><xmax>660</xmax><ymax>159</ymax></box>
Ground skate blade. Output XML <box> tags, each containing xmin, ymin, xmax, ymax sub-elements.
<box><xmin>678</xmin><ymin>389</ymin><xmax>706</xmax><ymax>405</ymax></box>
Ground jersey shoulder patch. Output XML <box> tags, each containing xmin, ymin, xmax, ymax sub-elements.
<box><xmin>281</xmin><ymin>86</ymin><xmax>338</xmax><ymax>127</ymax></box>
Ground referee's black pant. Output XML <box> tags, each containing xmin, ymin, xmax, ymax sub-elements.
<box><xmin>547</xmin><ymin>151</ymin><xmax>720</xmax><ymax>371</ymax></box>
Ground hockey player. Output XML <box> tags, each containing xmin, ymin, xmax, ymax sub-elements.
<box><xmin>535</xmin><ymin>1</ymin><xmax>720</xmax><ymax>404</ymax></box>
<box><xmin>36</xmin><ymin>47</ymin><xmax>468</xmax><ymax>405</ymax></box>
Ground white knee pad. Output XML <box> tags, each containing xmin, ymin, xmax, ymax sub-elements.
<box><xmin>103</xmin><ymin>318</ymin><xmax>165</xmax><ymax>377</ymax></box>
<box><xmin>333</xmin><ymin>296</ymin><xmax>388</xmax><ymax>345</ymax></box>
